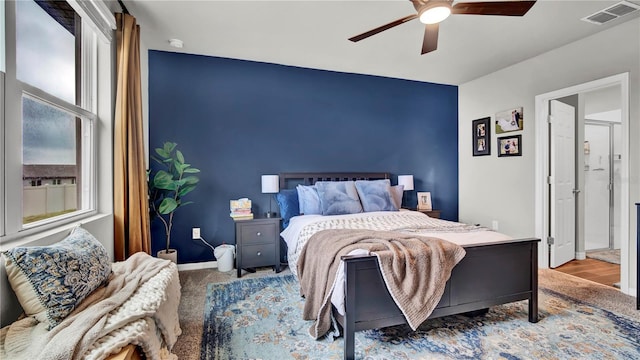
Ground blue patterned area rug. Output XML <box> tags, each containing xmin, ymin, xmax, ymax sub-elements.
<box><xmin>201</xmin><ymin>275</ymin><xmax>640</xmax><ymax>360</ymax></box>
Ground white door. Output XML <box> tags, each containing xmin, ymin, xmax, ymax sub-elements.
<box><xmin>549</xmin><ymin>100</ymin><xmax>576</xmax><ymax>268</ymax></box>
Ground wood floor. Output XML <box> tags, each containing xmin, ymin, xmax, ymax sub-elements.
<box><xmin>554</xmin><ymin>258</ymin><xmax>620</xmax><ymax>288</ymax></box>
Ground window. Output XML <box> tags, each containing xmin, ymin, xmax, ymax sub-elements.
<box><xmin>15</xmin><ymin>1</ymin><xmax>89</xmax><ymax>226</ymax></box>
<box><xmin>16</xmin><ymin>0</ymin><xmax>76</xmax><ymax>103</ymax></box>
<box><xmin>1</xmin><ymin>0</ymin><xmax>114</xmax><ymax>241</ymax></box>
<box><xmin>21</xmin><ymin>94</ymin><xmax>87</xmax><ymax>225</ymax></box>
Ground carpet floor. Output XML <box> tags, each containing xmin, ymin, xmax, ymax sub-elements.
<box><xmin>586</xmin><ymin>249</ymin><xmax>621</xmax><ymax>265</ymax></box>
<box><xmin>173</xmin><ymin>267</ymin><xmax>639</xmax><ymax>360</ymax></box>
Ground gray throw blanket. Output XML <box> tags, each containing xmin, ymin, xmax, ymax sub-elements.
<box><xmin>298</xmin><ymin>229</ymin><xmax>466</xmax><ymax>339</ymax></box>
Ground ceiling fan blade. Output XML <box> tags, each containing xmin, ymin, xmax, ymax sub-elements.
<box><xmin>452</xmin><ymin>1</ymin><xmax>536</xmax><ymax>16</ymax></box>
<box><xmin>421</xmin><ymin>23</ymin><xmax>438</xmax><ymax>55</ymax></box>
<box><xmin>349</xmin><ymin>14</ymin><xmax>419</xmax><ymax>42</ymax></box>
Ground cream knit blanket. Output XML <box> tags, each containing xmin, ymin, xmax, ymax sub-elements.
<box><xmin>288</xmin><ymin>211</ymin><xmax>485</xmax><ymax>278</ymax></box>
<box><xmin>298</xmin><ymin>229</ymin><xmax>466</xmax><ymax>339</ymax></box>
<box><xmin>0</xmin><ymin>252</ymin><xmax>182</xmax><ymax>360</ymax></box>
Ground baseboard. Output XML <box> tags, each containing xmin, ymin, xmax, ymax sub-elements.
<box><xmin>625</xmin><ymin>287</ymin><xmax>637</xmax><ymax>298</ymax></box>
<box><xmin>177</xmin><ymin>261</ymin><xmax>217</xmax><ymax>271</ymax></box>
<box><xmin>575</xmin><ymin>252</ymin><xmax>586</xmax><ymax>260</ymax></box>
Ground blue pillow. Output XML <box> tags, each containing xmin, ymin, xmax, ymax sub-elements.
<box><xmin>275</xmin><ymin>189</ymin><xmax>300</xmax><ymax>228</ymax></box>
<box><xmin>355</xmin><ymin>179</ymin><xmax>398</xmax><ymax>212</ymax></box>
<box><xmin>316</xmin><ymin>181</ymin><xmax>363</xmax><ymax>215</ymax></box>
<box><xmin>296</xmin><ymin>184</ymin><xmax>322</xmax><ymax>215</ymax></box>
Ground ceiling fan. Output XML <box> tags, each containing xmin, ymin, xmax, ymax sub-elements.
<box><xmin>349</xmin><ymin>0</ymin><xmax>537</xmax><ymax>55</ymax></box>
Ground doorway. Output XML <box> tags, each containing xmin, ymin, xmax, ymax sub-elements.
<box><xmin>534</xmin><ymin>73</ymin><xmax>631</xmax><ymax>295</ymax></box>
<box><xmin>548</xmin><ymin>94</ymin><xmax>622</xmax><ymax>287</ymax></box>
<box><xmin>584</xmin><ymin>121</ymin><xmax>622</xmax><ymax>257</ymax></box>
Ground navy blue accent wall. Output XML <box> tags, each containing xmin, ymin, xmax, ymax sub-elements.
<box><xmin>149</xmin><ymin>50</ymin><xmax>458</xmax><ymax>264</ymax></box>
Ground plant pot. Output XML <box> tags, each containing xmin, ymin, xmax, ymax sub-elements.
<box><xmin>157</xmin><ymin>249</ymin><xmax>178</xmax><ymax>263</ymax></box>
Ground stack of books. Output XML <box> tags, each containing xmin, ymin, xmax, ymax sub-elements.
<box><xmin>230</xmin><ymin>198</ymin><xmax>253</xmax><ymax>220</ymax></box>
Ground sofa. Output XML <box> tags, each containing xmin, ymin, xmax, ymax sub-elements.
<box><xmin>0</xmin><ymin>226</ymin><xmax>181</xmax><ymax>360</ymax></box>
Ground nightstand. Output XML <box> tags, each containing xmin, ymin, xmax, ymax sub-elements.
<box><xmin>234</xmin><ymin>217</ymin><xmax>281</xmax><ymax>278</ymax></box>
<box><xmin>404</xmin><ymin>208</ymin><xmax>441</xmax><ymax>219</ymax></box>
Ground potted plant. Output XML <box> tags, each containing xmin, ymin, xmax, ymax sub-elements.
<box><xmin>148</xmin><ymin>142</ymin><xmax>200</xmax><ymax>262</ymax></box>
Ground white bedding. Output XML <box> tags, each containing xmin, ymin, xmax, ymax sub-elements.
<box><xmin>281</xmin><ymin>210</ymin><xmax>513</xmax><ymax>315</ymax></box>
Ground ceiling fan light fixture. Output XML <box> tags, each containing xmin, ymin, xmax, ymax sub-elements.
<box><xmin>419</xmin><ymin>3</ymin><xmax>452</xmax><ymax>24</ymax></box>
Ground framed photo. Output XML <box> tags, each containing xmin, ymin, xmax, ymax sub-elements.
<box><xmin>472</xmin><ymin>117</ymin><xmax>491</xmax><ymax>156</ymax></box>
<box><xmin>495</xmin><ymin>107</ymin><xmax>523</xmax><ymax>134</ymax></box>
<box><xmin>498</xmin><ymin>134</ymin><xmax>522</xmax><ymax>157</ymax></box>
<box><xmin>417</xmin><ymin>192</ymin><xmax>432</xmax><ymax>210</ymax></box>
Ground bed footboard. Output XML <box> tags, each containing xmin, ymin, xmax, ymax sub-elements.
<box><xmin>339</xmin><ymin>238</ymin><xmax>539</xmax><ymax>360</ymax></box>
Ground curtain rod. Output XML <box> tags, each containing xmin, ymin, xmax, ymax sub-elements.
<box><xmin>117</xmin><ymin>0</ymin><xmax>130</xmax><ymax>14</ymax></box>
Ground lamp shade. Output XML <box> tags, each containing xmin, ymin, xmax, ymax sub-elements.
<box><xmin>397</xmin><ymin>175</ymin><xmax>414</xmax><ymax>191</ymax></box>
<box><xmin>261</xmin><ymin>175</ymin><xmax>279</xmax><ymax>193</ymax></box>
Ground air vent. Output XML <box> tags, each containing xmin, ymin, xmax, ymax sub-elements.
<box><xmin>581</xmin><ymin>0</ymin><xmax>640</xmax><ymax>25</ymax></box>
<box><xmin>605</xmin><ymin>2</ymin><xmax>640</xmax><ymax>16</ymax></box>
<box><xmin>586</xmin><ymin>12</ymin><xmax>617</xmax><ymax>24</ymax></box>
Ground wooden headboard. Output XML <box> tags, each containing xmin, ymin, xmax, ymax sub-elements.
<box><xmin>279</xmin><ymin>172</ymin><xmax>390</xmax><ymax>190</ymax></box>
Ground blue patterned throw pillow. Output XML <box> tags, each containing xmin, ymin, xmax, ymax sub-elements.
<box><xmin>2</xmin><ymin>226</ymin><xmax>111</xmax><ymax>328</ymax></box>
<box><xmin>316</xmin><ymin>181</ymin><xmax>363</xmax><ymax>215</ymax></box>
<box><xmin>275</xmin><ymin>189</ymin><xmax>300</xmax><ymax>228</ymax></box>
<box><xmin>355</xmin><ymin>179</ymin><xmax>399</xmax><ymax>212</ymax></box>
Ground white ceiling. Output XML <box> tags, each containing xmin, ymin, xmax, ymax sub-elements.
<box><xmin>123</xmin><ymin>0</ymin><xmax>640</xmax><ymax>85</ymax></box>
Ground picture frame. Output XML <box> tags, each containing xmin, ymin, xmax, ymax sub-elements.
<box><xmin>417</xmin><ymin>192</ymin><xmax>432</xmax><ymax>211</ymax></box>
<box><xmin>495</xmin><ymin>107</ymin><xmax>523</xmax><ymax>134</ymax></box>
<box><xmin>497</xmin><ymin>134</ymin><xmax>522</xmax><ymax>157</ymax></box>
<box><xmin>472</xmin><ymin>117</ymin><xmax>491</xmax><ymax>156</ymax></box>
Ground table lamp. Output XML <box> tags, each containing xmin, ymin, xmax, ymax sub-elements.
<box><xmin>397</xmin><ymin>175</ymin><xmax>414</xmax><ymax>208</ymax></box>
<box><xmin>261</xmin><ymin>175</ymin><xmax>279</xmax><ymax>218</ymax></box>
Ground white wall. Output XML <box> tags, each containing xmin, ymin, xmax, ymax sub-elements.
<box><xmin>585</xmin><ymin>86</ymin><xmax>621</xmax><ymax>116</ymax></box>
<box><xmin>459</xmin><ymin>18</ymin><xmax>639</xmax><ymax>291</ymax></box>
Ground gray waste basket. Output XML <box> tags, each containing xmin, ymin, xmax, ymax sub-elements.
<box><xmin>214</xmin><ymin>244</ymin><xmax>235</xmax><ymax>272</ymax></box>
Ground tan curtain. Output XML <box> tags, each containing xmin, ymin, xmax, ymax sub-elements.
<box><xmin>114</xmin><ymin>13</ymin><xmax>150</xmax><ymax>260</ymax></box>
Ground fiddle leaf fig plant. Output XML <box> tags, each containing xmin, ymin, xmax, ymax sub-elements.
<box><xmin>148</xmin><ymin>142</ymin><xmax>200</xmax><ymax>253</ymax></box>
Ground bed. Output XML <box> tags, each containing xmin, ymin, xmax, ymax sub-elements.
<box><xmin>277</xmin><ymin>172</ymin><xmax>540</xmax><ymax>360</ymax></box>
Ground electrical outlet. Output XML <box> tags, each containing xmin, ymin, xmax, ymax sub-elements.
<box><xmin>491</xmin><ymin>220</ymin><xmax>499</xmax><ymax>231</ymax></box>
<box><xmin>192</xmin><ymin>227</ymin><xmax>201</xmax><ymax>239</ymax></box>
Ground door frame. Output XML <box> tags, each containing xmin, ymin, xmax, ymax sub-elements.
<box><xmin>534</xmin><ymin>73</ymin><xmax>630</xmax><ymax>294</ymax></box>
